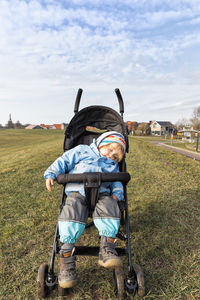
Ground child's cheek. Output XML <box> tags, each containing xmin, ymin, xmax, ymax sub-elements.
<box><xmin>100</xmin><ymin>147</ymin><xmax>108</xmax><ymax>156</ymax></box>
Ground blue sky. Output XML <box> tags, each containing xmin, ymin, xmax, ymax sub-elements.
<box><xmin>0</xmin><ymin>0</ymin><xmax>200</xmax><ymax>126</ymax></box>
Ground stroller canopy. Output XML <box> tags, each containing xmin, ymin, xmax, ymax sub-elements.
<box><xmin>64</xmin><ymin>105</ymin><xmax>129</xmax><ymax>152</ymax></box>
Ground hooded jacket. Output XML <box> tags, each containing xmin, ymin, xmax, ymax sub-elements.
<box><xmin>44</xmin><ymin>141</ymin><xmax>124</xmax><ymax>201</ymax></box>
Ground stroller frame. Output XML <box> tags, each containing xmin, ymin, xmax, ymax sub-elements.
<box><xmin>37</xmin><ymin>89</ymin><xmax>145</xmax><ymax>299</ymax></box>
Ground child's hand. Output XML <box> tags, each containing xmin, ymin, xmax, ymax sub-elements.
<box><xmin>46</xmin><ymin>178</ymin><xmax>54</xmax><ymax>192</ymax></box>
<box><xmin>112</xmin><ymin>195</ymin><xmax>118</xmax><ymax>202</ymax></box>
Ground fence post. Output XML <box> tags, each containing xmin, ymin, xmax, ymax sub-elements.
<box><xmin>196</xmin><ymin>133</ymin><xmax>199</xmax><ymax>152</ymax></box>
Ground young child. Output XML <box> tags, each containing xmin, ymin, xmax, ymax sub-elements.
<box><xmin>44</xmin><ymin>131</ymin><xmax>126</xmax><ymax>289</ymax></box>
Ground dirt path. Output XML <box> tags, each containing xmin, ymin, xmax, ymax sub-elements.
<box><xmin>149</xmin><ymin>140</ymin><xmax>200</xmax><ymax>161</ymax></box>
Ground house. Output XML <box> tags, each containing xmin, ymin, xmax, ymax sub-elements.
<box><xmin>40</xmin><ymin>124</ymin><xmax>56</xmax><ymax>130</ymax></box>
<box><xmin>40</xmin><ymin>123</ymin><xmax>67</xmax><ymax>130</ymax></box>
<box><xmin>150</xmin><ymin>121</ymin><xmax>174</xmax><ymax>136</ymax></box>
<box><xmin>54</xmin><ymin>123</ymin><xmax>68</xmax><ymax>130</ymax></box>
<box><xmin>25</xmin><ymin>124</ymin><xmax>43</xmax><ymax>129</ymax></box>
<box><xmin>178</xmin><ymin>126</ymin><xmax>199</xmax><ymax>143</ymax></box>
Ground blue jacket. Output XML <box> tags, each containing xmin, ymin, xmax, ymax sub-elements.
<box><xmin>44</xmin><ymin>141</ymin><xmax>124</xmax><ymax>201</ymax></box>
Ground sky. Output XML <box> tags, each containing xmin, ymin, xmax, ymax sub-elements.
<box><xmin>0</xmin><ymin>0</ymin><xmax>200</xmax><ymax>126</ymax></box>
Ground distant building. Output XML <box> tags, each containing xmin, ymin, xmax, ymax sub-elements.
<box><xmin>178</xmin><ymin>126</ymin><xmax>199</xmax><ymax>143</ymax></box>
<box><xmin>3</xmin><ymin>117</ymin><xmax>68</xmax><ymax>130</ymax></box>
<box><xmin>4</xmin><ymin>114</ymin><xmax>25</xmax><ymax>129</ymax></box>
<box><xmin>54</xmin><ymin>123</ymin><xmax>68</xmax><ymax>130</ymax></box>
<box><xmin>40</xmin><ymin>123</ymin><xmax>67</xmax><ymax>130</ymax></box>
<box><xmin>40</xmin><ymin>124</ymin><xmax>56</xmax><ymax>129</ymax></box>
<box><xmin>6</xmin><ymin>114</ymin><xmax>15</xmax><ymax>129</ymax></box>
<box><xmin>25</xmin><ymin>124</ymin><xmax>43</xmax><ymax>129</ymax></box>
<box><xmin>150</xmin><ymin>121</ymin><xmax>174</xmax><ymax>136</ymax></box>
<box><xmin>15</xmin><ymin>120</ymin><xmax>24</xmax><ymax>129</ymax></box>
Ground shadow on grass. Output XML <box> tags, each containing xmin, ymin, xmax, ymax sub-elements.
<box><xmin>42</xmin><ymin>256</ymin><xmax>117</xmax><ymax>300</ymax></box>
<box><xmin>129</xmin><ymin>187</ymin><xmax>200</xmax><ymax>299</ymax></box>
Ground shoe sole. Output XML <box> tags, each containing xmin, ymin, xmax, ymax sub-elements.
<box><xmin>58</xmin><ymin>279</ymin><xmax>77</xmax><ymax>289</ymax></box>
<box><xmin>98</xmin><ymin>258</ymin><xmax>122</xmax><ymax>268</ymax></box>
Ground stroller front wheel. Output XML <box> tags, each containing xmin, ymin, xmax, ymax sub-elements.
<box><xmin>133</xmin><ymin>264</ymin><xmax>145</xmax><ymax>297</ymax></box>
<box><xmin>113</xmin><ymin>266</ymin><xmax>125</xmax><ymax>299</ymax></box>
<box><xmin>37</xmin><ymin>263</ymin><xmax>49</xmax><ymax>299</ymax></box>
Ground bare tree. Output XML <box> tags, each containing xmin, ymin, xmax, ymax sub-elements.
<box><xmin>175</xmin><ymin>118</ymin><xmax>189</xmax><ymax>130</ymax></box>
<box><xmin>190</xmin><ymin>106</ymin><xmax>200</xmax><ymax>130</ymax></box>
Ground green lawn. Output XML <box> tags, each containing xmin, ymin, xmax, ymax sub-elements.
<box><xmin>0</xmin><ymin>130</ymin><xmax>200</xmax><ymax>300</ymax></box>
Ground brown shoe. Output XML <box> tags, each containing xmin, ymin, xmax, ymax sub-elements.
<box><xmin>98</xmin><ymin>236</ymin><xmax>122</xmax><ymax>269</ymax></box>
<box><xmin>58</xmin><ymin>249</ymin><xmax>77</xmax><ymax>288</ymax></box>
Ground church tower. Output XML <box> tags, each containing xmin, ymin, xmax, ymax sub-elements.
<box><xmin>7</xmin><ymin>114</ymin><xmax>14</xmax><ymax>128</ymax></box>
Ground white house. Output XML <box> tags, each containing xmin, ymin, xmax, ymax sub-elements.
<box><xmin>150</xmin><ymin>121</ymin><xmax>174</xmax><ymax>136</ymax></box>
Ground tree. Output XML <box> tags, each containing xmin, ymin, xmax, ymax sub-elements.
<box><xmin>15</xmin><ymin>120</ymin><xmax>24</xmax><ymax>129</ymax></box>
<box><xmin>190</xmin><ymin>106</ymin><xmax>200</xmax><ymax>130</ymax></box>
<box><xmin>175</xmin><ymin>118</ymin><xmax>189</xmax><ymax>130</ymax></box>
<box><xmin>126</xmin><ymin>121</ymin><xmax>138</xmax><ymax>135</ymax></box>
<box><xmin>135</xmin><ymin>122</ymin><xmax>150</xmax><ymax>136</ymax></box>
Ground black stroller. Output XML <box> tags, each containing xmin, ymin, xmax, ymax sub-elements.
<box><xmin>37</xmin><ymin>89</ymin><xmax>145</xmax><ymax>299</ymax></box>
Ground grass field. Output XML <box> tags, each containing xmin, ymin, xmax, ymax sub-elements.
<box><xmin>0</xmin><ymin>130</ymin><xmax>200</xmax><ymax>300</ymax></box>
<box><xmin>165</xmin><ymin>141</ymin><xmax>199</xmax><ymax>153</ymax></box>
<box><xmin>132</xmin><ymin>135</ymin><xmax>199</xmax><ymax>153</ymax></box>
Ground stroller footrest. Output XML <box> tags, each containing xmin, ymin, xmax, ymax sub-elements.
<box><xmin>74</xmin><ymin>246</ymin><xmax>127</xmax><ymax>256</ymax></box>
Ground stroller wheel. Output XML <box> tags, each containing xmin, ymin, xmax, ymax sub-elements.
<box><xmin>133</xmin><ymin>264</ymin><xmax>145</xmax><ymax>297</ymax></box>
<box><xmin>113</xmin><ymin>266</ymin><xmax>125</xmax><ymax>299</ymax></box>
<box><xmin>37</xmin><ymin>263</ymin><xmax>49</xmax><ymax>299</ymax></box>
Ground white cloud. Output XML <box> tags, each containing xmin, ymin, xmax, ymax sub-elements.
<box><xmin>0</xmin><ymin>0</ymin><xmax>200</xmax><ymax>125</ymax></box>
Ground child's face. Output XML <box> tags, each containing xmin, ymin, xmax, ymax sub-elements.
<box><xmin>99</xmin><ymin>142</ymin><xmax>123</xmax><ymax>162</ymax></box>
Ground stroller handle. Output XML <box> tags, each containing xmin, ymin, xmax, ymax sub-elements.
<box><xmin>74</xmin><ymin>88</ymin><xmax>124</xmax><ymax>115</ymax></box>
<box><xmin>57</xmin><ymin>172</ymin><xmax>130</xmax><ymax>185</ymax></box>
<box><xmin>74</xmin><ymin>88</ymin><xmax>83</xmax><ymax>114</ymax></box>
<box><xmin>115</xmin><ymin>88</ymin><xmax>124</xmax><ymax>115</ymax></box>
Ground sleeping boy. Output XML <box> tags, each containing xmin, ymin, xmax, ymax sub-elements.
<box><xmin>44</xmin><ymin>131</ymin><xmax>126</xmax><ymax>288</ymax></box>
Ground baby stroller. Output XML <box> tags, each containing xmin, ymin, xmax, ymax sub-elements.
<box><xmin>37</xmin><ymin>88</ymin><xmax>145</xmax><ymax>299</ymax></box>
